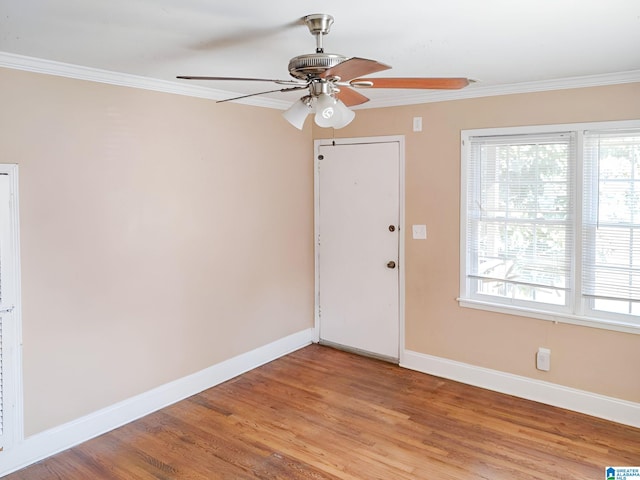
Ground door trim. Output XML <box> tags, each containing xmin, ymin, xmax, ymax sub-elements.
<box><xmin>0</xmin><ymin>164</ymin><xmax>23</xmax><ymax>451</ymax></box>
<box><xmin>313</xmin><ymin>136</ymin><xmax>406</xmax><ymax>364</ymax></box>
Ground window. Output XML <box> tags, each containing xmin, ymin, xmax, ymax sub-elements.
<box><xmin>460</xmin><ymin>121</ymin><xmax>640</xmax><ymax>333</ymax></box>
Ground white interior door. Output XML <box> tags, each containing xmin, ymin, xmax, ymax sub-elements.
<box><xmin>0</xmin><ymin>165</ymin><xmax>21</xmax><ymax>451</ymax></box>
<box><xmin>316</xmin><ymin>140</ymin><xmax>401</xmax><ymax>360</ymax></box>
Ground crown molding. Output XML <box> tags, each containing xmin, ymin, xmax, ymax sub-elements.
<box><xmin>361</xmin><ymin>70</ymin><xmax>640</xmax><ymax>109</ymax></box>
<box><xmin>0</xmin><ymin>52</ymin><xmax>290</xmax><ymax>109</ymax></box>
<box><xmin>2</xmin><ymin>52</ymin><xmax>639</xmax><ymax>111</ymax></box>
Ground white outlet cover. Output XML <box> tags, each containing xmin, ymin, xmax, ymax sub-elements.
<box><xmin>536</xmin><ymin>347</ymin><xmax>551</xmax><ymax>371</ymax></box>
<box><xmin>412</xmin><ymin>224</ymin><xmax>427</xmax><ymax>239</ymax></box>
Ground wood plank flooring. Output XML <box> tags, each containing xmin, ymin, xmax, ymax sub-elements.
<box><xmin>6</xmin><ymin>344</ymin><xmax>640</xmax><ymax>479</ymax></box>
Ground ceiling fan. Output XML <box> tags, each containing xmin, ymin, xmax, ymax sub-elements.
<box><xmin>177</xmin><ymin>14</ymin><xmax>472</xmax><ymax>129</ymax></box>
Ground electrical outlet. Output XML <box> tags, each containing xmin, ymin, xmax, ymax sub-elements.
<box><xmin>536</xmin><ymin>347</ymin><xmax>551</xmax><ymax>371</ymax></box>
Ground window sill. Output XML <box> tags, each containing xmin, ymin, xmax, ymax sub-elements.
<box><xmin>457</xmin><ymin>298</ymin><xmax>640</xmax><ymax>335</ymax></box>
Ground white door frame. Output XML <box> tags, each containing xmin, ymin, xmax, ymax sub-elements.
<box><xmin>313</xmin><ymin>136</ymin><xmax>405</xmax><ymax>364</ymax></box>
<box><xmin>0</xmin><ymin>164</ymin><xmax>23</xmax><ymax>451</ymax></box>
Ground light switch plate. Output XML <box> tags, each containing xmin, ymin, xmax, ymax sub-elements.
<box><xmin>412</xmin><ymin>224</ymin><xmax>427</xmax><ymax>239</ymax></box>
<box><xmin>413</xmin><ymin>117</ymin><xmax>423</xmax><ymax>132</ymax></box>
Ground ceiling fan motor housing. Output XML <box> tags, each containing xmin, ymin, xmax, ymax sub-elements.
<box><xmin>288</xmin><ymin>53</ymin><xmax>347</xmax><ymax>80</ymax></box>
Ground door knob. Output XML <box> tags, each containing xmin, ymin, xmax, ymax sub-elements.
<box><xmin>387</xmin><ymin>261</ymin><xmax>396</xmax><ymax>269</ymax></box>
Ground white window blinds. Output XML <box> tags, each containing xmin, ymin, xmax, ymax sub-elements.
<box><xmin>465</xmin><ymin>132</ymin><xmax>575</xmax><ymax>308</ymax></box>
<box><xmin>582</xmin><ymin>129</ymin><xmax>640</xmax><ymax>316</ymax></box>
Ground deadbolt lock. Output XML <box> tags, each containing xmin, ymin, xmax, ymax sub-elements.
<box><xmin>388</xmin><ymin>225</ymin><xmax>395</xmax><ymax>232</ymax></box>
<box><xmin>387</xmin><ymin>261</ymin><xmax>396</xmax><ymax>269</ymax></box>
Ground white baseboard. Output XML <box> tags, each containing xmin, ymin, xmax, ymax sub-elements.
<box><xmin>401</xmin><ymin>349</ymin><xmax>640</xmax><ymax>429</ymax></box>
<box><xmin>0</xmin><ymin>328</ymin><xmax>314</xmax><ymax>477</ymax></box>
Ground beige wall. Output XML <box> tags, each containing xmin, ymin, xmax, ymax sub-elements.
<box><xmin>0</xmin><ymin>67</ymin><xmax>315</xmax><ymax>436</ymax></box>
<box><xmin>316</xmin><ymin>82</ymin><xmax>640</xmax><ymax>403</ymax></box>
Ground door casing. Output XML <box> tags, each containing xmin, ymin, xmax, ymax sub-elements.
<box><xmin>313</xmin><ymin>136</ymin><xmax>405</xmax><ymax>363</ymax></box>
<box><xmin>0</xmin><ymin>164</ymin><xmax>23</xmax><ymax>451</ymax></box>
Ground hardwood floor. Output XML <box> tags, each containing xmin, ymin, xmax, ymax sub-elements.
<box><xmin>6</xmin><ymin>344</ymin><xmax>640</xmax><ymax>479</ymax></box>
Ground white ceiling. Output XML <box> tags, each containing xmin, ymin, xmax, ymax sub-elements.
<box><xmin>1</xmin><ymin>0</ymin><xmax>640</xmax><ymax>109</ymax></box>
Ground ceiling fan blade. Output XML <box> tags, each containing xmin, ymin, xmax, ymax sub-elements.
<box><xmin>350</xmin><ymin>77</ymin><xmax>471</xmax><ymax>90</ymax></box>
<box><xmin>177</xmin><ymin>76</ymin><xmax>305</xmax><ymax>86</ymax></box>
<box><xmin>336</xmin><ymin>87</ymin><xmax>370</xmax><ymax>107</ymax></box>
<box><xmin>216</xmin><ymin>85</ymin><xmax>309</xmax><ymax>103</ymax></box>
<box><xmin>320</xmin><ymin>57</ymin><xmax>391</xmax><ymax>81</ymax></box>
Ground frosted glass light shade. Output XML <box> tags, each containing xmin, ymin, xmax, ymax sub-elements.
<box><xmin>282</xmin><ymin>99</ymin><xmax>312</xmax><ymax>130</ymax></box>
<box><xmin>314</xmin><ymin>94</ymin><xmax>337</xmax><ymax>128</ymax></box>
<box><xmin>331</xmin><ymin>99</ymin><xmax>356</xmax><ymax>128</ymax></box>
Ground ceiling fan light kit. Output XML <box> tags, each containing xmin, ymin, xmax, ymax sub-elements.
<box><xmin>282</xmin><ymin>94</ymin><xmax>355</xmax><ymax>130</ymax></box>
<box><xmin>177</xmin><ymin>13</ymin><xmax>471</xmax><ymax>130</ymax></box>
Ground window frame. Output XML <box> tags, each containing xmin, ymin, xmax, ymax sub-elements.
<box><xmin>460</xmin><ymin>119</ymin><xmax>640</xmax><ymax>335</ymax></box>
